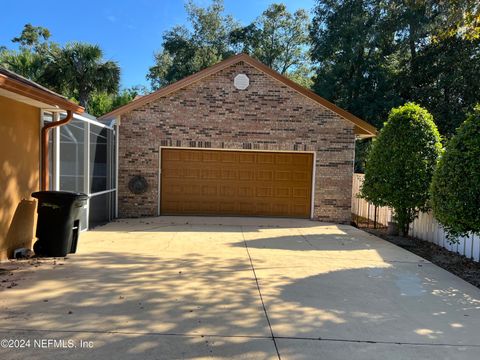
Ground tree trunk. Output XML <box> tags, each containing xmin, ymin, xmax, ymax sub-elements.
<box><xmin>408</xmin><ymin>19</ymin><xmax>418</xmax><ymax>81</ymax></box>
<box><xmin>78</xmin><ymin>92</ymin><xmax>88</xmax><ymax>109</ymax></box>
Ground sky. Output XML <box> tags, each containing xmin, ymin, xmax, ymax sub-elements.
<box><xmin>1</xmin><ymin>0</ymin><xmax>315</xmax><ymax>89</ymax></box>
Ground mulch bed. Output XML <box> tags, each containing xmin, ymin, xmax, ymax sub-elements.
<box><xmin>353</xmin><ymin>219</ymin><xmax>480</xmax><ymax>289</ymax></box>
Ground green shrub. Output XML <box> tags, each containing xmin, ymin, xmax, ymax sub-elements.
<box><xmin>361</xmin><ymin>103</ymin><xmax>442</xmax><ymax>235</ymax></box>
<box><xmin>431</xmin><ymin>107</ymin><xmax>480</xmax><ymax>241</ymax></box>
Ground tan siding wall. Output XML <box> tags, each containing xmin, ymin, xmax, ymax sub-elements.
<box><xmin>0</xmin><ymin>96</ymin><xmax>40</xmax><ymax>260</ymax></box>
<box><xmin>119</xmin><ymin>61</ymin><xmax>355</xmax><ymax>223</ymax></box>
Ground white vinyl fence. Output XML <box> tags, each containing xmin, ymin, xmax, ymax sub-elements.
<box><xmin>410</xmin><ymin>212</ymin><xmax>480</xmax><ymax>262</ymax></box>
<box><xmin>352</xmin><ymin>173</ymin><xmax>392</xmax><ymax>227</ymax></box>
<box><xmin>352</xmin><ymin>173</ymin><xmax>480</xmax><ymax>262</ymax></box>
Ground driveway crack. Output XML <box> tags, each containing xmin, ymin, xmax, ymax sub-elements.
<box><xmin>241</xmin><ymin>226</ymin><xmax>282</xmax><ymax>360</ymax></box>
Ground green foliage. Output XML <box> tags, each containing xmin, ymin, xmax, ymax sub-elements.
<box><xmin>87</xmin><ymin>86</ymin><xmax>148</xmax><ymax>117</ymax></box>
<box><xmin>1</xmin><ymin>24</ymin><xmax>59</xmax><ymax>82</ymax></box>
<box><xmin>404</xmin><ymin>35</ymin><xmax>480</xmax><ymax>136</ymax></box>
<box><xmin>430</xmin><ymin>1</ymin><xmax>480</xmax><ymax>41</ymax></box>
<box><xmin>41</xmin><ymin>42</ymin><xmax>120</xmax><ymax>108</ymax></box>
<box><xmin>147</xmin><ymin>0</ymin><xmax>236</xmax><ymax>89</ymax></box>
<box><xmin>354</xmin><ymin>139</ymin><xmax>371</xmax><ymax>173</ymax></box>
<box><xmin>285</xmin><ymin>64</ymin><xmax>314</xmax><ymax>89</ymax></box>
<box><xmin>4</xmin><ymin>3</ymin><xmax>478</xmax><ymax>133</ymax></box>
<box><xmin>88</xmin><ymin>92</ymin><xmax>114</xmax><ymax>118</ymax></box>
<box><xmin>361</xmin><ymin>103</ymin><xmax>442</xmax><ymax>235</ymax></box>
<box><xmin>12</xmin><ymin>23</ymin><xmax>51</xmax><ymax>50</ymax></box>
<box><xmin>430</xmin><ymin>107</ymin><xmax>480</xmax><ymax>240</ymax></box>
<box><xmin>0</xmin><ymin>48</ymin><xmax>49</xmax><ymax>83</ymax></box>
<box><xmin>113</xmin><ymin>86</ymin><xmax>148</xmax><ymax>108</ymax></box>
<box><xmin>310</xmin><ymin>0</ymin><xmax>480</xmax><ymax>135</ymax></box>
<box><xmin>147</xmin><ymin>1</ymin><xmax>311</xmax><ymax>89</ymax></box>
<box><xmin>230</xmin><ymin>3</ymin><xmax>310</xmax><ymax>75</ymax></box>
<box><xmin>310</xmin><ymin>0</ymin><xmax>401</xmax><ymax>128</ymax></box>
<box><xmin>1</xmin><ymin>25</ymin><xmax>120</xmax><ymax>110</ymax></box>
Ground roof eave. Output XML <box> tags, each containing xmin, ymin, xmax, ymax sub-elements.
<box><xmin>100</xmin><ymin>53</ymin><xmax>377</xmax><ymax>137</ymax></box>
<box><xmin>99</xmin><ymin>54</ymin><xmax>248</xmax><ymax>120</ymax></box>
<box><xmin>0</xmin><ymin>74</ymin><xmax>84</xmax><ymax>113</ymax></box>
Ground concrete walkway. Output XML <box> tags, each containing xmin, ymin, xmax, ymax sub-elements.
<box><xmin>0</xmin><ymin>217</ymin><xmax>479</xmax><ymax>359</ymax></box>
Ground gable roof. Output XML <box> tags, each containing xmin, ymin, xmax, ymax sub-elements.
<box><xmin>0</xmin><ymin>67</ymin><xmax>84</xmax><ymax>113</ymax></box>
<box><xmin>100</xmin><ymin>53</ymin><xmax>376</xmax><ymax>137</ymax></box>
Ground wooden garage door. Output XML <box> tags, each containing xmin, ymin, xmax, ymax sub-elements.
<box><xmin>160</xmin><ymin>149</ymin><xmax>313</xmax><ymax>218</ymax></box>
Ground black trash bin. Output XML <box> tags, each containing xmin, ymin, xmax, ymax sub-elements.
<box><xmin>32</xmin><ymin>191</ymin><xmax>89</xmax><ymax>257</ymax></box>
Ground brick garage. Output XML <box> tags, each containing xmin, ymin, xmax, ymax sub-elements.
<box><xmin>101</xmin><ymin>54</ymin><xmax>376</xmax><ymax>224</ymax></box>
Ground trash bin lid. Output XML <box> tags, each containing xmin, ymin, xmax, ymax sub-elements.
<box><xmin>32</xmin><ymin>191</ymin><xmax>89</xmax><ymax>201</ymax></box>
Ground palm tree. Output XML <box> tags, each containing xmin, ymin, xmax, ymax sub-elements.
<box><xmin>43</xmin><ymin>42</ymin><xmax>120</xmax><ymax>109</ymax></box>
<box><xmin>0</xmin><ymin>49</ymin><xmax>48</xmax><ymax>83</ymax></box>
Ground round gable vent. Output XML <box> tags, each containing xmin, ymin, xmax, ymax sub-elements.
<box><xmin>234</xmin><ymin>74</ymin><xmax>249</xmax><ymax>90</ymax></box>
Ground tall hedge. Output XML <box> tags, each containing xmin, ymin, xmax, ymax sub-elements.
<box><xmin>361</xmin><ymin>103</ymin><xmax>442</xmax><ymax>235</ymax></box>
<box><xmin>431</xmin><ymin>107</ymin><xmax>480</xmax><ymax>240</ymax></box>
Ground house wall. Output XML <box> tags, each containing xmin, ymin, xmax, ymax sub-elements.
<box><xmin>118</xmin><ymin>61</ymin><xmax>356</xmax><ymax>223</ymax></box>
<box><xmin>0</xmin><ymin>96</ymin><xmax>40</xmax><ymax>260</ymax></box>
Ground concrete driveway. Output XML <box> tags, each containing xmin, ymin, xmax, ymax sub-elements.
<box><xmin>0</xmin><ymin>217</ymin><xmax>479</xmax><ymax>359</ymax></box>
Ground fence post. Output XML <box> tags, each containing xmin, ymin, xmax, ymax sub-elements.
<box><xmin>374</xmin><ymin>206</ymin><xmax>377</xmax><ymax>229</ymax></box>
<box><xmin>357</xmin><ymin>196</ymin><xmax>360</xmax><ymax>226</ymax></box>
<box><xmin>471</xmin><ymin>233</ymin><xmax>475</xmax><ymax>260</ymax></box>
<box><xmin>367</xmin><ymin>202</ymin><xmax>370</xmax><ymax>228</ymax></box>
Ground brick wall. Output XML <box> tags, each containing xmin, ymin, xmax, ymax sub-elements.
<box><xmin>119</xmin><ymin>61</ymin><xmax>355</xmax><ymax>223</ymax></box>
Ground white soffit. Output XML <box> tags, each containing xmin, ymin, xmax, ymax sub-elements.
<box><xmin>0</xmin><ymin>87</ymin><xmax>58</xmax><ymax>109</ymax></box>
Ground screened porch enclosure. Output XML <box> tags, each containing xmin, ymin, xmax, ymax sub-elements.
<box><xmin>42</xmin><ymin>112</ymin><xmax>117</xmax><ymax>230</ymax></box>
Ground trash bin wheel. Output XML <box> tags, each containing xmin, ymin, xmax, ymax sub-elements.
<box><xmin>33</xmin><ymin>240</ymin><xmax>45</xmax><ymax>257</ymax></box>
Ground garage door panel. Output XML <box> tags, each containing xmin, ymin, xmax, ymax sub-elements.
<box><xmin>190</xmin><ymin>184</ymin><xmax>205</xmax><ymax>195</ymax></box>
<box><xmin>256</xmin><ymin>170</ymin><xmax>274</xmax><ymax>181</ymax></box>
<box><xmin>238</xmin><ymin>202</ymin><xmax>254</xmax><ymax>213</ymax></box>
<box><xmin>293</xmin><ymin>188</ymin><xmax>309</xmax><ymax>199</ymax></box>
<box><xmin>292</xmin><ymin>204</ymin><xmax>310</xmax><ymax>216</ymax></box>
<box><xmin>219</xmin><ymin>202</ymin><xmax>236</xmax><ymax>212</ymax></box>
<box><xmin>271</xmin><ymin>203</ymin><xmax>290</xmax><ymax>215</ymax></box>
<box><xmin>163</xmin><ymin>150</ymin><xmax>182</xmax><ymax>161</ymax></box>
<box><xmin>161</xmin><ymin>149</ymin><xmax>313</xmax><ymax>218</ymax></box>
<box><xmin>220</xmin><ymin>152</ymin><xmax>237</xmax><ymax>163</ymax></box>
<box><xmin>220</xmin><ymin>185</ymin><xmax>236</xmax><ymax>197</ymax></box>
<box><xmin>201</xmin><ymin>185</ymin><xmax>218</xmax><ymax>196</ymax></box>
<box><xmin>256</xmin><ymin>202</ymin><xmax>272</xmax><ymax>213</ymax></box>
<box><xmin>238</xmin><ymin>170</ymin><xmax>254</xmax><ymax>180</ymax></box>
<box><xmin>293</xmin><ymin>154</ymin><xmax>311</xmax><ymax>165</ymax></box>
<box><xmin>275</xmin><ymin>171</ymin><xmax>291</xmax><ymax>181</ymax></box>
<box><xmin>275</xmin><ymin>187</ymin><xmax>291</xmax><ymax>197</ymax></box>
<box><xmin>257</xmin><ymin>153</ymin><xmax>275</xmax><ymax>164</ymax></box>
<box><xmin>255</xmin><ymin>187</ymin><xmax>273</xmax><ymax>197</ymax></box>
<box><xmin>203</xmin><ymin>151</ymin><xmax>221</xmax><ymax>162</ymax></box>
<box><xmin>162</xmin><ymin>200</ymin><xmax>181</xmax><ymax>212</ymax></box>
<box><xmin>163</xmin><ymin>168</ymin><xmax>183</xmax><ymax>178</ymax></box>
<box><xmin>239</xmin><ymin>153</ymin><xmax>255</xmax><ymax>163</ymax></box>
<box><xmin>185</xmin><ymin>168</ymin><xmax>201</xmax><ymax>178</ymax></box>
<box><xmin>221</xmin><ymin>169</ymin><xmax>237</xmax><ymax>179</ymax></box>
<box><xmin>275</xmin><ymin>153</ymin><xmax>294</xmax><ymax>165</ymax></box>
<box><xmin>292</xmin><ymin>171</ymin><xmax>309</xmax><ymax>181</ymax></box>
<box><xmin>176</xmin><ymin>150</ymin><xmax>194</xmax><ymax>162</ymax></box>
<box><xmin>183</xmin><ymin>200</ymin><xmax>219</xmax><ymax>213</ymax></box>
<box><xmin>238</xmin><ymin>186</ymin><xmax>254</xmax><ymax>197</ymax></box>
<box><xmin>168</xmin><ymin>184</ymin><xmax>183</xmax><ymax>194</ymax></box>
<box><xmin>202</xmin><ymin>169</ymin><xmax>222</xmax><ymax>179</ymax></box>
<box><xmin>200</xmin><ymin>202</ymin><xmax>219</xmax><ymax>212</ymax></box>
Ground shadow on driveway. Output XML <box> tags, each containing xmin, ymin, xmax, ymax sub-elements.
<box><xmin>1</xmin><ymin>217</ymin><xmax>479</xmax><ymax>359</ymax></box>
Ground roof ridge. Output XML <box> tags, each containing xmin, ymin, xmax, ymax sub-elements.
<box><xmin>99</xmin><ymin>53</ymin><xmax>376</xmax><ymax>136</ymax></box>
